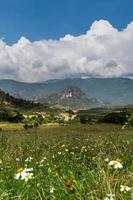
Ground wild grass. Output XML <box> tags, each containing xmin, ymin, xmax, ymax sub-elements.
<box><xmin>0</xmin><ymin>123</ymin><xmax>132</xmax><ymax>200</ymax></box>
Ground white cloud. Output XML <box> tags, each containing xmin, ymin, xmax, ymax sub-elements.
<box><xmin>0</xmin><ymin>20</ymin><xmax>133</xmax><ymax>82</ymax></box>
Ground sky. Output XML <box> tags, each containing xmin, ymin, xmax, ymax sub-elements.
<box><xmin>0</xmin><ymin>0</ymin><xmax>133</xmax><ymax>82</ymax></box>
<box><xmin>0</xmin><ymin>0</ymin><xmax>133</xmax><ymax>44</ymax></box>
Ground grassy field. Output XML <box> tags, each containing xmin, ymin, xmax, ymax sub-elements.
<box><xmin>0</xmin><ymin>123</ymin><xmax>132</xmax><ymax>200</ymax></box>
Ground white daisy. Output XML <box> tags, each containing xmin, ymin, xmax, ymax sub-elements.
<box><xmin>108</xmin><ymin>160</ymin><xmax>123</xmax><ymax>169</ymax></box>
<box><xmin>120</xmin><ymin>185</ymin><xmax>131</xmax><ymax>192</ymax></box>
<box><xmin>15</xmin><ymin>167</ymin><xmax>33</xmax><ymax>182</ymax></box>
<box><xmin>25</xmin><ymin>157</ymin><xmax>33</xmax><ymax>162</ymax></box>
<box><xmin>104</xmin><ymin>193</ymin><xmax>115</xmax><ymax>200</ymax></box>
<box><xmin>50</xmin><ymin>187</ymin><xmax>55</xmax><ymax>193</ymax></box>
<box><xmin>16</xmin><ymin>158</ymin><xmax>20</xmax><ymax>162</ymax></box>
<box><xmin>105</xmin><ymin>158</ymin><xmax>109</xmax><ymax>162</ymax></box>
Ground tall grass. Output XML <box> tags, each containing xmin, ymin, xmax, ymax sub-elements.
<box><xmin>0</xmin><ymin>123</ymin><xmax>132</xmax><ymax>199</ymax></box>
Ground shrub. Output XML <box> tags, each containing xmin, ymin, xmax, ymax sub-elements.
<box><xmin>23</xmin><ymin>113</ymin><xmax>43</xmax><ymax>130</ymax></box>
<box><xmin>79</xmin><ymin>115</ymin><xmax>92</xmax><ymax>124</ymax></box>
<box><xmin>102</xmin><ymin>111</ymin><xmax>133</xmax><ymax>126</ymax></box>
<box><xmin>0</xmin><ymin>110</ymin><xmax>24</xmax><ymax>123</ymax></box>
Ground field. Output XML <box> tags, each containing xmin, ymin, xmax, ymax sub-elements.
<box><xmin>0</xmin><ymin>123</ymin><xmax>132</xmax><ymax>200</ymax></box>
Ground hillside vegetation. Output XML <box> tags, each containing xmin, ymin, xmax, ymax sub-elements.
<box><xmin>0</xmin><ymin>89</ymin><xmax>44</xmax><ymax>110</ymax></box>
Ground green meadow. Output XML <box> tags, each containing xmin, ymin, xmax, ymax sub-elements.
<box><xmin>0</xmin><ymin>123</ymin><xmax>132</xmax><ymax>200</ymax></box>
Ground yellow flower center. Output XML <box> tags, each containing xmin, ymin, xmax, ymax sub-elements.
<box><xmin>17</xmin><ymin>167</ymin><xmax>24</xmax><ymax>173</ymax></box>
<box><xmin>25</xmin><ymin>173</ymin><xmax>30</xmax><ymax>178</ymax></box>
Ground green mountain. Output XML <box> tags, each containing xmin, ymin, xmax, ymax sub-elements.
<box><xmin>0</xmin><ymin>89</ymin><xmax>43</xmax><ymax>110</ymax></box>
<box><xmin>0</xmin><ymin>78</ymin><xmax>133</xmax><ymax>106</ymax></box>
<box><xmin>45</xmin><ymin>86</ymin><xmax>100</xmax><ymax>109</ymax></box>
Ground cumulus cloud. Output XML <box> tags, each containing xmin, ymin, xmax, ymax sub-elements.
<box><xmin>0</xmin><ymin>20</ymin><xmax>133</xmax><ymax>82</ymax></box>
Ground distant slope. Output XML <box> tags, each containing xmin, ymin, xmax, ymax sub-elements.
<box><xmin>45</xmin><ymin>86</ymin><xmax>100</xmax><ymax>109</ymax></box>
<box><xmin>0</xmin><ymin>78</ymin><xmax>133</xmax><ymax>106</ymax></box>
<box><xmin>0</xmin><ymin>89</ymin><xmax>44</xmax><ymax>110</ymax></box>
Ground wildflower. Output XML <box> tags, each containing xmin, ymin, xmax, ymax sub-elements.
<box><xmin>50</xmin><ymin>187</ymin><xmax>55</xmax><ymax>193</ymax></box>
<box><xmin>58</xmin><ymin>152</ymin><xmax>61</xmax><ymax>155</ymax></box>
<box><xmin>40</xmin><ymin>157</ymin><xmax>47</xmax><ymax>164</ymax></box>
<box><xmin>108</xmin><ymin>160</ymin><xmax>123</xmax><ymax>169</ymax></box>
<box><xmin>120</xmin><ymin>185</ymin><xmax>131</xmax><ymax>192</ymax></box>
<box><xmin>39</xmin><ymin>158</ymin><xmax>46</xmax><ymax>167</ymax></box>
<box><xmin>0</xmin><ymin>159</ymin><xmax>2</xmax><ymax>164</ymax></box>
<box><xmin>105</xmin><ymin>158</ymin><xmax>109</xmax><ymax>162</ymax></box>
<box><xmin>54</xmin><ymin>171</ymin><xmax>59</xmax><ymax>176</ymax></box>
<box><xmin>16</xmin><ymin>158</ymin><xmax>20</xmax><ymax>162</ymax></box>
<box><xmin>104</xmin><ymin>193</ymin><xmax>115</xmax><ymax>200</ymax></box>
<box><xmin>15</xmin><ymin>167</ymin><xmax>33</xmax><ymax>182</ymax></box>
<box><xmin>25</xmin><ymin>157</ymin><xmax>33</xmax><ymax>162</ymax></box>
<box><xmin>70</xmin><ymin>152</ymin><xmax>74</xmax><ymax>155</ymax></box>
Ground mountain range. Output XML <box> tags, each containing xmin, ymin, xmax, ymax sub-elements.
<box><xmin>0</xmin><ymin>78</ymin><xmax>133</xmax><ymax>107</ymax></box>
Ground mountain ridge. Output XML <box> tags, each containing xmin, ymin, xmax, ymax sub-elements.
<box><xmin>0</xmin><ymin>78</ymin><xmax>133</xmax><ymax>106</ymax></box>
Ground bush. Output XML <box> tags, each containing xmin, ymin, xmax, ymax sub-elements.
<box><xmin>23</xmin><ymin>121</ymin><xmax>39</xmax><ymax>130</ymax></box>
<box><xmin>102</xmin><ymin>111</ymin><xmax>131</xmax><ymax>125</ymax></box>
<box><xmin>43</xmin><ymin>113</ymin><xmax>65</xmax><ymax>124</ymax></box>
<box><xmin>23</xmin><ymin>113</ymin><xmax>43</xmax><ymax>130</ymax></box>
<box><xmin>79</xmin><ymin>115</ymin><xmax>92</xmax><ymax>124</ymax></box>
<box><xmin>0</xmin><ymin>110</ymin><xmax>24</xmax><ymax>123</ymax></box>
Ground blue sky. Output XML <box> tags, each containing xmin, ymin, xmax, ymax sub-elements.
<box><xmin>0</xmin><ymin>0</ymin><xmax>133</xmax><ymax>44</ymax></box>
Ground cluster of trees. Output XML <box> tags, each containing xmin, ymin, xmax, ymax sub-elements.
<box><xmin>101</xmin><ymin>110</ymin><xmax>133</xmax><ymax>129</ymax></box>
<box><xmin>78</xmin><ymin>115</ymin><xmax>97</xmax><ymax>124</ymax></box>
<box><xmin>78</xmin><ymin>110</ymin><xmax>133</xmax><ymax>128</ymax></box>
<box><xmin>0</xmin><ymin>110</ymin><xmax>24</xmax><ymax>123</ymax></box>
<box><xmin>102</xmin><ymin>111</ymin><xmax>128</xmax><ymax>124</ymax></box>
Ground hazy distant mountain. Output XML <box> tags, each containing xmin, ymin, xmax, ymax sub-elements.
<box><xmin>0</xmin><ymin>78</ymin><xmax>133</xmax><ymax>106</ymax></box>
<box><xmin>45</xmin><ymin>86</ymin><xmax>100</xmax><ymax>109</ymax></box>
